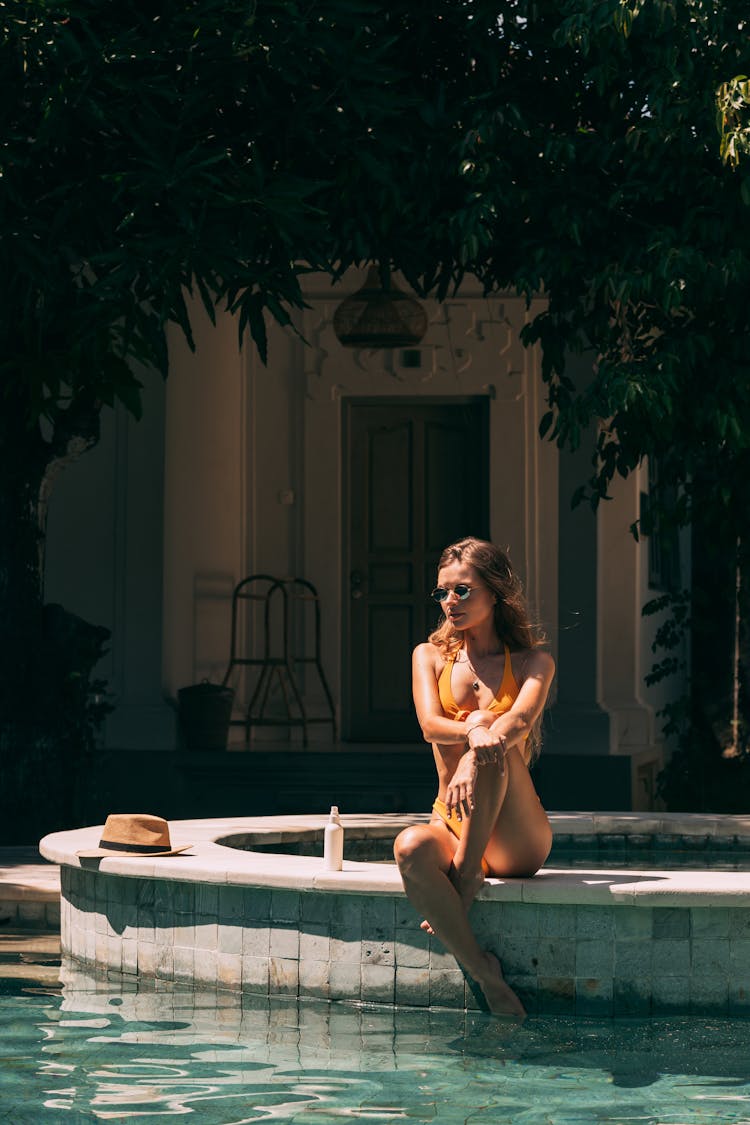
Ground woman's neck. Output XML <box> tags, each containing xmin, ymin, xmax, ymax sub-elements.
<box><xmin>462</xmin><ymin>623</ymin><xmax>502</xmax><ymax>659</ymax></box>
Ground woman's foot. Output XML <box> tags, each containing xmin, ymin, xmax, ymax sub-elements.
<box><xmin>474</xmin><ymin>952</ymin><xmax>526</xmax><ymax>1019</ymax></box>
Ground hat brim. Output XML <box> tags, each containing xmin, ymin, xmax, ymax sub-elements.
<box><xmin>76</xmin><ymin>844</ymin><xmax>193</xmax><ymax>859</ymax></box>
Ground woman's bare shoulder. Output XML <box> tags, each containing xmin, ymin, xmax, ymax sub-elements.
<box><xmin>412</xmin><ymin>641</ymin><xmax>444</xmax><ymax>673</ymax></box>
<box><xmin>516</xmin><ymin>647</ymin><xmax>555</xmax><ymax>680</ymax></box>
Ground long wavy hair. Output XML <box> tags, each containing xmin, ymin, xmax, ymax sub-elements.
<box><xmin>428</xmin><ymin>537</ymin><xmax>547</xmax><ymax>759</ymax></box>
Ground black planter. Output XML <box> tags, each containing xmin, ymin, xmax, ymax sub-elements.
<box><xmin>177</xmin><ymin>683</ymin><xmax>234</xmax><ymax>751</ymax></box>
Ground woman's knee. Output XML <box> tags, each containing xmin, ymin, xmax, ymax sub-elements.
<box><xmin>393</xmin><ymin>826</ymin><xmax>442</xmax><ymax>873</ymax></box>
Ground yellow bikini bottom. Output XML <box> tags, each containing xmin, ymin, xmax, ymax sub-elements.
<box><xmin>432</xmin><ymin>799</ymin><xmax>491</xmax><ymax>875</ymax></box>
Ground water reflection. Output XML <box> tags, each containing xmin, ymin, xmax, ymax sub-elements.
<box><xmin>2</xmin><ymin>961</ymin><xmax>748</xmax><ymax>1122</ymax></box>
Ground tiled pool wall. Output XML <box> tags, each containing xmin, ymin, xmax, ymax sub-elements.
<box><xmin>60</xmin><ymin>867</ymin><xmax>750</xmax><ymax>1017</ymax></box>
<box><xmin>240</xmin><ymin>830</ymin><xmax>750</xmax><ymax>868</ymax></box>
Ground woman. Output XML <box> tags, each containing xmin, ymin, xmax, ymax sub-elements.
<box><xmin>393</xmin><ymin>537</ymin><xmax>554</xmax><ymax>1018</ymax></box>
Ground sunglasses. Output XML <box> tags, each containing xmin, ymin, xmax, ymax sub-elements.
<box><xmin>430</xmin><ymin>584</ymin><xmax>474</xmax><ymax>603</ymax></box>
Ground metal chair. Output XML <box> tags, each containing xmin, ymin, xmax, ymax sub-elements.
<box><xmin>222</xmin><ymin>574</ymin><xmax>336</xmax><ymax>745</ymax></box>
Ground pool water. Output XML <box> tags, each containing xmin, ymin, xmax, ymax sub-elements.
<box><xmin>2</xmin><ymin>935</ymin><xmax>750</xmax><ymax>1124</ymax></box>
<box><xmin>547</xmin><ymin>850</ymin><xmax>750</xmax><ymax>870</ymax></box>
<box><xmin>244</xmin><ymin>836</ymin><xmax>750</xmax><ymax>870</ymax></box>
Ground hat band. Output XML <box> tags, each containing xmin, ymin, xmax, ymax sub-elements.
<box><xmin>98</xmin><ymin>838</ymin><xmax>172</xmax><ymax>853</ymax></box>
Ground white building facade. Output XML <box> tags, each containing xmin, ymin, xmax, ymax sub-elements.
<box><xmin>45</xmin><ymin>272</ymin><xmax>687</xmax><ymax>809</ymax></box>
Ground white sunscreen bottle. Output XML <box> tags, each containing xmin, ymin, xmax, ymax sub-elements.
<box><xmin>323</xmin><ymin>805</ymin><xmax>344</xmax><ymax>871</ymax></box>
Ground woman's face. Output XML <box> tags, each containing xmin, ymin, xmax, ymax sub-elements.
<box><xmin>434</xmin><ymin>560</ymin><xmax>496</xmax><ymax>632</ymax></box>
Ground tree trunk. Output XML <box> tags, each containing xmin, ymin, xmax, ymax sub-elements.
<box><xmin>0</xmin><ymin>394</ymin><xmax>108</xmax><ymax>843</ymax></box>
<box><xmin>669</xmin><ymin>479</ymin><xmax>750</xmax><ymax>812</ymax></box>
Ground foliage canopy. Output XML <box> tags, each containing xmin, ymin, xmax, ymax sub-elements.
<box><xmin>3</xmin><ymin>0</ymin><xmax>750</xmax><ymax>519</ymax></box>
<box><xmin>3</xmin><ymin>0</ymin><xmax>750</xmax><ymax>825</ymax></box>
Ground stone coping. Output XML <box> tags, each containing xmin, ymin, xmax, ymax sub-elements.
<box><xmin>39</xmin><ymin>812</ymin><xmax>750</xmax><ymax>909</ymax></box>
<box><xmin>0</xmin><ymin>848</ymin><xmax>60</xmax><ymax>903</ymax></box>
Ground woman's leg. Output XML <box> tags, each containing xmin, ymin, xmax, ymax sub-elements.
<box><xmin>481</xmin><ymin>747</ymin><xmax>553</xmax><ymax>877</ymax></box>
<box><xmin>393</xmin><ymin>823</ymin><xmax>526</xmax><ymax>1017</ymax></box>
<box><xmin>450</xmin><ymin>758</ymin><xmax>508</xmax><ymax>910</ymax></box>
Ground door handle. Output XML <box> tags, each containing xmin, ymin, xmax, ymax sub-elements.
<box><xmin>350</xmin><ymin>570</ymin><xmax>366</xmax><ymax>600</ymax></box>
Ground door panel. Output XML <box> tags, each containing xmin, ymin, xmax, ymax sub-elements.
<box><xmin>369</xmin><ymin>422</ymin><xmax>413</xmax><ymax>551</ymax></box>
<box><xmin>344</xmin><ymin>399</ymin><xmax>489</xmax><ymax>741</ymax></box>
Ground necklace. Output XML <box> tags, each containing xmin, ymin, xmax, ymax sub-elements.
<box><xmin>466</xmin><ymin>653</ymin><xmax>480</xmax><ymax>692</ymax></box>
<box><xmin>462</xmin><ymin>649</ymin><xmax>502</xmax><ymax>692</ymax></box>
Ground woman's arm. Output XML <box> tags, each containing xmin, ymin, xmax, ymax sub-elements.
<box><xmin>412</xmin><ymin>643</ymin><xmax>497</xmax><ymax>745</ymax></box>
<box><xmin>444</xmin><ymin>650</ymin><xmax>555</xmax><ymax>818</ymax></box>
<box><xmin>486</xmin><ymin>650</ymin><xmax>555</xmax><ymax>749</ymax></box>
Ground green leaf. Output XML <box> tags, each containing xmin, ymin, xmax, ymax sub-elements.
<box><xmin>538</xmin><ymin>410</ymin><xmax>555</xmax><ymax>439</ymax></box>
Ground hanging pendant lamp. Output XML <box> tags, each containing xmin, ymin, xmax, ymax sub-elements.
<box><xmin>333</xmin><ymin>265</ymin><xmax>428</xmax><ymax>349</ymax></box>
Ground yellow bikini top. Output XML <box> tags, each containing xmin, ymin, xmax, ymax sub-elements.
<box><xmin>437</xmin><ymin>643</ymin><xmax>519</xmax><ymax>720</ymax></box>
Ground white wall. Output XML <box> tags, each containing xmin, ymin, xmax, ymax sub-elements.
<box><xmin>44</xmin><ymin>367</ymin><xmax>173</xmax><ymax>748</ymax></box>
<box><xmin>282</xmin><ymin>274</ymin><xmax>557</xmax><ymax>727</ymax></box>
<box><xmin>162</xmin><ymin>302</ymin><xmax>247</xmax><ymax>698</ymax></box>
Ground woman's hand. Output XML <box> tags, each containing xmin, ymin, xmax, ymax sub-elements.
<box><xmin>467</xmin><ymin>725</ymin><xmax>507</xmax><ymax>764</ymax></box>
<box><xmin>445</xmin><ymin>727</ymin><xmax>506</xmax><ymax>818</ymax></box>
<box><xmin>445</xmin><ymin>752</ymin><xmax>479</xmax><ymax>821</ymax></box>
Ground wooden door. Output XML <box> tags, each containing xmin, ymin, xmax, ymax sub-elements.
<box><xmin>343</xmin><ymin>398</ymin><xmax>489</xmax><ymax>740</ymax></box>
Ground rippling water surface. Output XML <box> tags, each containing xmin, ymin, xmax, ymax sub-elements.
<box><xmin>1</xmin><ymin>951</ymin><xmax>749</xmax><ymax>1124</ymax></box>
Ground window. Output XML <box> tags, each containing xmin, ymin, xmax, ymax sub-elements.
<box><xmin>642</xmin><ymin>459</ymin><xmax>681</xmax><ymax>592</ymax></box>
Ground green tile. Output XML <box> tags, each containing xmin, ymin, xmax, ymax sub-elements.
<box><xmin>270</xmin><ymin>890</ymin><xmax>300</xmax><ymax>923</ymax></box>
<box><xmin>500</xmin><ymin>903</ymin><xmax>539</xmax><ymax>936</ymax></box>
<box><xmin>300</xmin><ymin>926</ymin><xmax>331</xmax><ymax>963</ymax></box>
<box><xmin>270</xmin><ymin>925</ymin><xmax>299</xmax><ymax>960</ymax></box>
<box><xmin>538</xmin><ymin>904</ymin><xmax>576</xmax><ymax>938</ymax></box>
<box><xmin>362</xmin><ymin>896</ymin><xmax>395</xmax><ymax>934</ymax></box>
<box><xmin>690</xmin><ymin>907</ymin><xmax>730</xmax><ymax>938</ymax></box>
<box><xmin>243</xmin><ymin>887</ymin><xmax>270</xmax><ymax>921</ymax></box>
<box><xmin>361</xmin><ymin>963</ymin><xmax>394</xmax><ymax>1004</ymax></box>
<box><xmin>534</xmin><ymin>938</ymin><xmax>576</xmax><ymax>977</ymax></box>
<box><xmin>690</xmin><ymin>975</ymin><xmax>729</xmax><ymax>1015</ymax></box>
<box><xmin>394</xmin><ymin>932</ymin><xmax>429</xmax><ymax>969</ymax></box>
<box><xmin>652</xmin><ymin>907</ymin><xmax>689</xmax><ymax>939</ymax></box>
<box><xmin>242</xmin><ymin>923</ymin><xmax>269</xmax><ymax>958</ymax></box>
<box><xmin>269</xmin><ymin>956</ymin><xmax>299</xmax><ymax>995</ymax></box>
<box><xmin>651</xmin><ymin>976</ymin><xmax>689</xmax><ymax>1014</ymax></box>
<box><xmin>301</xmin><ymin>892</ymin><xmax>333</xmax><ymax>925</ymax></box>
<box><xmin>729</xmin><ymin>981</ymin><xmax>750</xmax><ymax>1015</ymax></box>
<box><xmin>218</xmin><ymin>923</ymin><xmax>242</xmax><ymax>955</ymax></box>
<box><xmin>728</xmin><ymin>939</ymin><xmax>750</xmax><ymax>972</ymax></box>
<box><xmin>576</xmin><ymin>939</ymin><xmax>613</xmax><ymax>978</ymax></box>
<box><xmin>218</xmin><ymin>886</ymin><xmax>244</xmax><ymax>922</ymax></box>
<box><xmin>537</xmin><ymin>976</ymin><xmax>575</xmax><ymax>1015</ymax></box>
<box><xmin>299</xmin><ymin>958</ymin><xmax>331</xmax><ymax>999</ymax></box>
<box><xmin>195</xmin><ymin>884</ymin><xmax>219</xmax><ymax>917</ymax></box>
<box><xmin>499</xmin><ymin>937</ymin><xmax>537</xmax><ymax>976</ymax></box>
<box><xmin>330</xmin><ymin>933</ymin><xmax>361</xmax><ymax>964</ymax></box>
<box><xmin>329</xmin><ymin>960</ymin><xmax>362</xmax><ymax>1002</ymax></box>
<box><xmin>691</xmin><ymin>939</ymin><xmax>729</xmax><ymax>978</ymax></box>
<box><xmin>729</xmin><ymin>909</ymin><xmax>750</xmax><ymax>938</ymax></box>
<box><xmin>331</xmin><ymin>894</ymin><xmax>365</xmax><ymax>929</ymax></box>
<box><xmin>362</xmin><ymin>939</ymin><xmax>395</xmax><ymax>967</ymax></box>
<box><xmin>652</xmin><ymin>940</ymin><xmax>690</xmax><ymax>977</ymax></box>
<box><xmin>576</xmin><ymin>906</ymin><xmax>613</xmax><ymax>939</ymax></box>
<box><xmin>394</xmin><ymin>966</ymin><xmax>430</xmax><ymax>1007</ymax></box>
<box><xmin>575</xmin><ymin>977</ymin><xmax>613</xmax><ymax>1017</ymax></box>
<box><xmin>613</xmin><ymin>978</ymin><xmax>651</xmax><ymax>1017</ymax></box>
<box><xmin>429</xmin><ymin>968</ymin><xmax>465</xmax><ymax>1008</ymax></box>
<box><xmin>614</xmin><ymin>907</ymin><xmax>652</xmax><ymax>939</ymax></box>
<box><xmin>614</xmin><ymin>939</ymin><xmax>652</xmax><ymax>977</ymax></box>
<box><xmin>240</xmin><ymin>953</ymin><xmax>269</xmax><ymax>993</ymax></box>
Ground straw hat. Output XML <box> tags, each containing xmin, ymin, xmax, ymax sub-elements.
<box><xmin>76</xmin><ymin>813</ymin><xmax>192</xmax><ymax>858</ymax></box>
